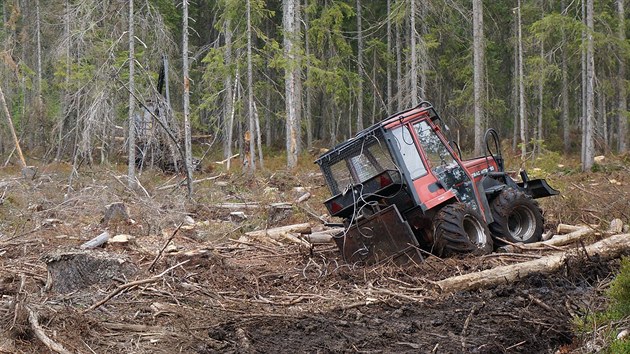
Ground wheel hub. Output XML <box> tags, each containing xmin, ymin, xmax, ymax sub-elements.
<box><xmin>463</xmin><ymin>214</ymin><xmax>487</xmax><ymax>246</ymax></box>
<box><xmin>507</xmin><ymin>206</ymin><xmax>536</xmax><ymax>242</ymax></box>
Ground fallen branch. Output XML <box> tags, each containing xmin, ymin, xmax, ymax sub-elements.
<box><xmin>498</xmin><ymin>226</ymin><xmax>593</xmax><ymax>253</ymax></box>
<box><xmin>26</xmin><ymin>306</ymin><xmax>72</xmax><ymax>354</ymax></box>
<box><xmin>148</xmin><ymin>223</ymin><xmax>184</xmax><ymax>272</ymax></box>
<box><xmin>436</xmin><ymin>233</ymin><xmax>630</xmax><ymax>294</ymax></box>
<box><xmin>85</xmin><ymin>260</ymin><xmax>189</xmax><ymax>313</ymax></box>
<box><xmin>156</xmin><ymin>174</ymin><xmax>223</xmax><ymax>191</ymax></box>
<box><xmin>215</xmin><ymin>153</ymin><xmax>239</xmax><ymax>165</ymax></box>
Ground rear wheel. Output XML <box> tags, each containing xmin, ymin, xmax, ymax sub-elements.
<box><xmin>433</xmin><ymin>203</ymin><xmax>493</xmax><ymax>257</ymax></box>
<box><xmin>489</xmin><ymin>188</ymin><xmax>543</xmax><ymax>245</ymax></box>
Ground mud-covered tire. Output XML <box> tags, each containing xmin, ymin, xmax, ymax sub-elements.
<box><xmin>489</xmin><ymin>188</ymin><xmax>544</xmax><ymax>245</ymax></box>
<box><xmin>433</xmin><ymin>203</ymin><xmax>493</xmax><ymax>257</ymax></box>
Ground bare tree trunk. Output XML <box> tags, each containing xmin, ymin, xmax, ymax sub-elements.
<box><xmin>127</xmin><ymin>0</ymin><xmax>136</xmax><ymax>187</ymax></box>
<box><xmin>512</xmin><ymin>16</ymin><xmax>518</xmax><ymax>152</ymax></box>
<box><xmin>304</xmin><ymin>0</ymin><xmax>312</xmax><ymax>149</ymax></box>
<box><xmin>35</xmin><ymin>0</ymin><xmax>42</xmax><ymax>107</ymax></box>
<box><xmin>246</xmin><ymin>0</ymin><xmax>256</xmax><ymax>172</ymax></box>
<box><xmin>55</xmin><ymin>0</ymin><xmax>71</xmax><ymax>161</ymax></box>
<box><xmin>472</xmin><ymin>0</ymin><xmax>485</xmax><ymax>156</ymax></box>
<box><xmin>517</xmin><ymin>1</ymin><xmax>526</xmax><ymax>159</ymax></box>
<box><xmin>223</xmin><ymin>19</ymin><xmax>233</xmax><ymax>161</ymax></box>
<box><xmin>283</xmin><ymin>0</ymin><xmax>300</xmax><ymax>168</ymax></box>
<box><xmin>409</xmin><ymin>0</ymin><xmax>418</xmax><ymax>106</ymax></box>
<box><xmin>227</xmin><ymin>72</ymin><xmax>238</xmax><ymax>170</ymax></box>
<box><xmin>182</xmin><ymin>0</ymin><xmax>194</xmax><ymax>197</ymax></box>
<box><xmin>0</xmin><ymin>84</ymin><xmax>26</xmax><ymax>168</ymax></box>
<box><xmin>561</xmin><ymin>4</ymin><xmax>570</xmax><ymax>154</ymax></box>
<box><xmin>536</xmin><ymin>40</ymin><xmax>544</xmax><ymax>156</ymax></box>
<box><xmin>618</xmin><ymin>0</ymin><xmax>627</xmax><ymax>153</ymax></box>
<box><xmin>396</xmin><ymin>21</ymin><xmax>402</xmax><ymax>111</ymax></box>
<box><xmin>583</xmin><ymin>0</ymin><xmax>595</xmax><ymax>171</ymax></box>
<box><xmin>580</xmin><ymin>0</ymin><xmax>587</xmax><ymax>164</ymax></box>
<box><xmin>356</xmin><ymin>0</ymin><xmax>363</xmax><ymax>131</ymax></box>
<box><xmin>386</xmin><ymin>0</ymin><xmax>392</xmax><ymax>115</ymax></box>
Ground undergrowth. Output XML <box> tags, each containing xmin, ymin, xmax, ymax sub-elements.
<box><xmin>576</xmin><ymin>257</ymin><xmax>630</xmax><ymax>352</ymax></box>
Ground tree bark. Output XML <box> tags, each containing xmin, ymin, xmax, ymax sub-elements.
<box><xmin>386</xmin><ymin>0</ymin><xmax>392</xmax><ymax>115</ymax></box>
<box><xmin>561</xmin><ymin>17</ymin><xmax>570</xmax><ymax>154</ymax></box>
<box><xmin>0</xmin><ymin>84</ymin><xmax>26</xmax><ymax>168</ymax></box>
<box><xmin>536</xmin><ymin>39</ymin><xmax>544</xmax><ymax>156</ymax></box>
<box><xmin>182</xmin><ymin>0</ymin><xmax>194</xmax><ymax>197</ymax></box>
<box><xmin>517</xmin><ymin>1</ymin><xmax>527</xmax><ymax>159</ymax></box>
<box><xmin>283</xmin><ymin>0</ymin><xmax>301</xmax><ymax>168</ymax></box>
<box><xmin>472</xmin><ymin>0</ymin><xmax>485</xmax><ymax>156</ymax></box>
<box><xmin>618</xmin><ymin>0</ymin><xmax>627</xmax><ymax>153</ymax></box>
<box><xmin>304</xmin><ymin>0</ymin><xmax>312</xmax><ymax>149</ymax></box>
<box><xmin>223</xmin><ymin>19</ymin><xmax>234</xmax><ymax>161</ymax></box>
<box><xmin>246</xmin><ymin>0</ymin><xmax>256</xmax><ymax>171</ymax></box>
<box><xmin>356</xmin><ymin>0</ymin><xmax>364</xmax><ymax>132</ymax></box>
<box><xmin>127</xmin><ymin>0</ymin><xmax>136</xmax><ymax>188</ymax></box>
<box><xmin>583</xmin><ymin>0</ymin><xmax>595</xmax><ymax>171</ymax></box>
<box><xmin>410</xmin><ymin>0</ymin><xmax>418</xmax><ymax>106</ymax></box>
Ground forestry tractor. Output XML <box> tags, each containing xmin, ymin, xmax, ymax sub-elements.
<box><xmin>316</xmin><ymin>102</ymin><xmax>559</xmax><ymax>265</ymax></box>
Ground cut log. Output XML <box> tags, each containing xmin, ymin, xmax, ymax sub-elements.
<box><xmin>304</xmin><ymin>228</ymin><xmax>344</xmax><ymax>244</ymax></box>
<box><xmin>437</xmin><ymin>233</ymin><xmax>630</xmax><ymax>294</ymax></box>
<box><xmin>294</xmin><ymin>192</ymin><xmax>311</xmax><ymax>203</ymax></box>
<box><xmin>214</xmin><ymin>202</ymin><xmax>261</xmax><ymax>210</ymax></box>
<box><xmin>245</xmin><ymin>223</ymin><xmax>311</xmax><ymax>238</ymax></box>
<box><xmin>245</xmin><ymin>223</ymin><xmax>312</xmax><ymax>247</ymax></box>
<box><xmin>556</xmin><ymin>224</ymin><xmax>588</xmax><ymax>234</ymax></box>
<box><xmin>543</xmin><ymin>227</ymin><xmax>594</xmax><ymax>247</ymax></box>
<box><xmin>80</xmin><ymin>231</ymin><xmax>111</xmax><ymax>249</ymax></box>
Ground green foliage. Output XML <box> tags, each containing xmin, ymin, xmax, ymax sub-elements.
<box><xmin>607</xmin><ymin>258</ymin><xmax>630</xmax><ymax>318</ymax></box>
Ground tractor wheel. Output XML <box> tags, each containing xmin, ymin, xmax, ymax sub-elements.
<box><xmin>433</xmin><ymin>203</ymin><xmax>493</xmax><ymax>257</ymax></box>
<box><xmin>489</xmin><ymin>188</ymin><xmax>543</xmax><ymax>245</ymax></box>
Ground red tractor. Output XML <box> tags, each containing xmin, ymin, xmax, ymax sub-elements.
<box><xmin>316</xmin><ymin>102</ymin><xmax>558</xmax><ymax>264</ymax></box>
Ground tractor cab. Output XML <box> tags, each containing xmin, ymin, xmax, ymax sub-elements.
<box><xmin>317</xmin><ymin>102</ymin><xmax>558</xmax><ymax>265</ymax></box>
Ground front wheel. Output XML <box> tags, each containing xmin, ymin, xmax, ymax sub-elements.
<box><xmin>489</xmin><ymin>188</ymin><xmax>544</xmax><ymax>245</ymax></box>
<box><xmin>433</xmin><ymin>203</ymin><xmax>493</xmax><ymax>257</ymax></box>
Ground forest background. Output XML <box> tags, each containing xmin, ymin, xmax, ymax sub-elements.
<box><xmin>0</xmin><ymin>0</ymin><xmax>627</xmax><ymax>184</ymax></box>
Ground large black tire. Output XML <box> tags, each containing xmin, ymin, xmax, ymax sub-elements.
<box><xmin>489</xmin><ymin>188</ymin><xmax>544</xmax><ymax>245</ymax></box>
<box><xmin>433</xmin><ymin>203</ymin><xmax>493</xmax><ymax>257</ymax></box>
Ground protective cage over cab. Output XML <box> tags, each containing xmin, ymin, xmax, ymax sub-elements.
<box><xmin>316</xmin><ymin>102</ymin><xmax>559</xmax><ymax>266</ymax></box>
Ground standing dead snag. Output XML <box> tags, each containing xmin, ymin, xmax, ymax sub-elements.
<box><xmin>436</xmin><ymin>233</ymin><xmax>630</xmax><ymax>294</ymax></box>
<box><xmin>0</xmin><ymin>83</ymin><xmax>36</xmax><ymax>179</ymax></box>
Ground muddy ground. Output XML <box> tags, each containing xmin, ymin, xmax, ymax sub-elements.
<box><xmin>0</xmin><ymin>158</ymin><xmax>629</xmax><ymax>353</ymax></box>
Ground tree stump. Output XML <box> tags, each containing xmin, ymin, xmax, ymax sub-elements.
<box><xmin>43</xmin><ymin>249</ymin><xmax>137</xmax><ymax>293</ymax></box>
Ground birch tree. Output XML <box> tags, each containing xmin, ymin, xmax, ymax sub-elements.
<box><xmin>283</xmin><ymin>0</ymin><xmax>300</xmax><ymax>168</ymax></box>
